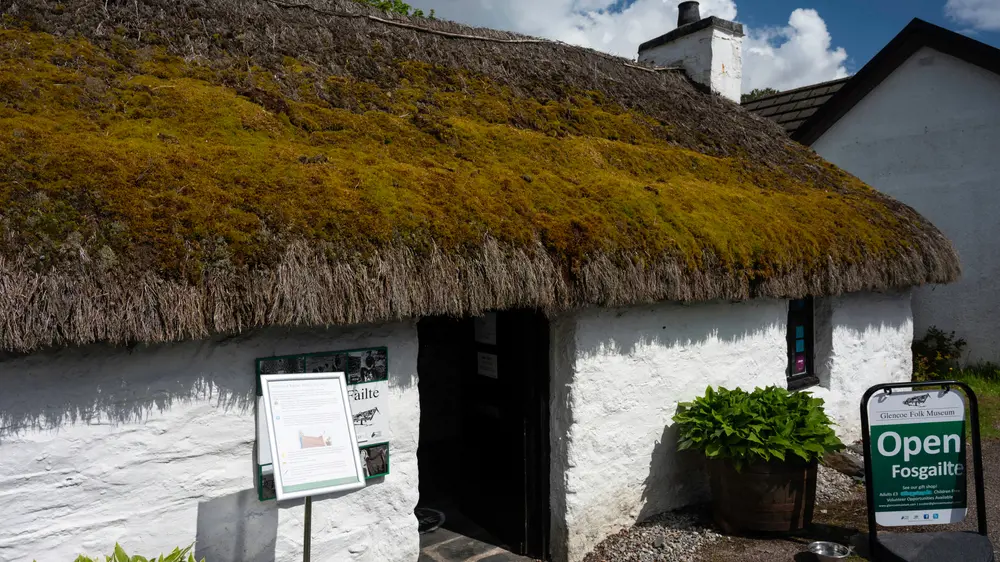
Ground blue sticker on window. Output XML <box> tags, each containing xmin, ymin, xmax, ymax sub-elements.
<box><xmin>795</xmin><ymin>326</ymin><xmax>804</xmax><ymax>339</ymax></box>
<box><xmin>796</xmin><ymin>339</ymin><xmax>805</xmax><ymax>353</ymax></box>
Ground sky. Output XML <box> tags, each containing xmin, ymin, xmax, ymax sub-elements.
<box><xmin>409</xmin><ymin>0</ymin><xmax>1000</xmax><ymax>93</ymax></box>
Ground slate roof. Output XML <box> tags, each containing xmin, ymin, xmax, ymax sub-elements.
<box><xmin>741</xmin><ymin>78</ymin><xmax>849</xmax><ymax>135</ymax></box>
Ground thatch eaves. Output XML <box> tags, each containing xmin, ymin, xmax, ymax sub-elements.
<box><xmin>0</xmin><ymin>0</ymin><xmax>959</xmax><ymax>352</ymax></box>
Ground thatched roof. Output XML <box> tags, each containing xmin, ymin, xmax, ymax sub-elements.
<box><xmin>0</xmin><ymin>0</ymin><xmax>959</xmax><ymax>352</ymax></box>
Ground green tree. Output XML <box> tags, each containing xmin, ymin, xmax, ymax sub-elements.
<box><xmin>741</xmin><ymin>87</ymin><xmax>780</xmax><ymax>103</ymax></box>
<box><xmin>356</xmin><ymin>0</ymin><xmax>435</xmax><ymax>18</ymax></box>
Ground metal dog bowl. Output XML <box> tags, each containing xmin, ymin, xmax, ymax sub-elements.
<box><xmin>807</xmin><ymin>541</ymin><xmax>851</xmax><ymax>561</ymax></box>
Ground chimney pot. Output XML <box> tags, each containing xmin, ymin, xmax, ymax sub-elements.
<box><xmin>677</xmin><ymin>1</ymin><xmax>700</xmax><ymax>27</ymax></box>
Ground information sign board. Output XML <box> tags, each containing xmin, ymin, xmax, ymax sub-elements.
<box><xmin>256</xmin><ymin>347</ymin><xmax>392</xmax><ymax>483</ymax></box>
<box><xmin>867</xmin><ymin>388</ymin><xmax>967</xmax><ymax>526</ymax></box>
<box><xmin>261</xmin><ymin>372</ymin><xmax>366</xmax><ymax>501</ymax></box>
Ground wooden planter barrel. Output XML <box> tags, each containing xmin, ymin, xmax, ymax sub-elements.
<box><xmin>708</xmin><ymin>458</ymin><xmax>817</xmax><ymax>534</ymax></box>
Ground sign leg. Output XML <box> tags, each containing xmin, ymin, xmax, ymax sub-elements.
<box><xmin>304</xmin><ymin>496</ymin><xmax>312</xmax><ymax>562</ymax></box>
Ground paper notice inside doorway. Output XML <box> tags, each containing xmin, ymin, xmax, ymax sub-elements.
<box><xmin>474</xmin><ymin>313</ymin><xmax>498</xmax><ymax>345</ymax></box>
<box><xmin>477</xmin><ymin>352</ymin><xmax>498</xmax><ymax>379</ymax></box>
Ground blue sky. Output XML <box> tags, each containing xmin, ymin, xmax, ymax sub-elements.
<box><xmin>415</xmin><ymin>0</ymin><xmax>1000</xmax><ymax>93</ymax></box>
<box><xmin>741</xmin><ymin>0</ymin><xmax>1000</xmax><ymax>74</ymax></box>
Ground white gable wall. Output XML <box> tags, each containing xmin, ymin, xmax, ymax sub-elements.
<box><xmin>0</xmin><ymin>323</ymin><xmax>420</xmax><ymax>562</ymax></box>
<box><xmin>812</xmin><ymin>46</ymin><xmax>1000</xmax><ymax>362</ymax></box>
<box><xmin>549</xmin><ymin>291</ymin><xmax>912</xmax><ymax>562</ymax></box>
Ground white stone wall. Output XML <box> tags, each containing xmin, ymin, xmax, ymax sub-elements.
<box><xmin>809</xmin><ymin>292</ymin><xmax>914</xmax><ymax>442</ymax></box>
<box><xmin>811</xmin><ymin>46</ymin><xmax>1000</xmax><ymax>363</ymax></box>
<box><xmin>638</xmin><ymin>26</ymin><xmax>743</xmax><ymax>103</ymax></box>
<box><xmin>549</xmin><ymin>292</ymin><xmax>912</xmax><ymax>562</ymax></box>
<box><xmin>0</xmin><ymin>323</ymin><xmax>420</xmax><ymax>562</ymax></box>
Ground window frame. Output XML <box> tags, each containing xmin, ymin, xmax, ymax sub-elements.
<box><xmin>786</xmin><ymin>297</ymin><xmax>820</xmax><ymax>391</ymax></box>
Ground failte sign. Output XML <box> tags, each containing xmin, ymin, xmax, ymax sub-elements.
<box><xmin>867</xmin><ymin>389</ymin><xmax>967</xmax><ymax>526</ymax></box>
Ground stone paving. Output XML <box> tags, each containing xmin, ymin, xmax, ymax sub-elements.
<box><xmin>419</xmin><ymin>527</ymin><xmax>536</xmax><ymax>562</ymax></box>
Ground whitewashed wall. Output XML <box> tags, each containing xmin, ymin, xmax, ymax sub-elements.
<box><xmin>0</xmin><ymin>323</ymin><xmax>420</xmax><ymax>562</ymax></box>
<box><xmin>549</xmin><ymin>292</ymin><xmax>912</xmax><ymax>562</ymax></box>
<box><xmin>812</xmin><ymin>46</ymin><xmax>1000</xmax><ymax>363</ymax></box>
<box><xmin>638</xmin><ymin>25</ymin><xmax>744</xmax><ymax>103</ymax></box>
<box><xmin>808</xmin><ymin>292</ymin><xmax>914</xmax><ymax>442</ymax></box>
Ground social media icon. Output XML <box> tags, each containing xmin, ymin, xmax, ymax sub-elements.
<box><xmin>933</xmin><ymin>514</ymin><xmax>939</xmax><ymax>520</ymax></box>
<box><xmin>924</xmin><ymin>514</ymin><xmax>930</xmax><ymax>520</ymax></box>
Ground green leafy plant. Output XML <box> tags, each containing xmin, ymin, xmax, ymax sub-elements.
<box><xmin>913</xmin><ymin>326</ymin><xmax>967</xmax><ymax>382</ymax></box>
<box><xmin>355</xmin><ymin>0</ymin><xmax>435</xmax><ymax>17</ymax></box>
<box><xmin>672</xmin><ymin>385</ymin><xmax>843</xmax><ymax>470</ymax></box>
<box><xmin>68</xmin><ymin>544</ymin><xmax>204</xmax><ymax>562</ymax></box>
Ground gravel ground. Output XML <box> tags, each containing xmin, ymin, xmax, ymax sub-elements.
<box><xmin>582</xmin><ymin>465</ymin><xmax>862</xmax><ymax>562</ymax></box>
<box><xmin>583</xmin><ymin>507</ymin><xmax>723</xmax><ymax>562</ymax></box>
<box><xmin>816</xmin><ymin>464</ymin><xmax>862</xmax><ymax>504</ymax></box>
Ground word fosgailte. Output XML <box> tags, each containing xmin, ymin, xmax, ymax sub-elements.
<box><xmin>877</xmin><ymin>430</ymin><xmax>964</xmax><ymax>480</ymax></box>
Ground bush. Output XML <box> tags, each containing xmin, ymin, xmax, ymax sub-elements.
<box><xmin>913</xmin><ymin>326</ymin><xmax>966</xmax><ymax>381</ymax></box>
<box><xmin>672</xmin><ymin>385</ymin><xmax>843</xmax><ymax>471</ymax></box>
<box><xmin>70</xmin><ymin>544</ymin><xmax>204</xmax><ymax>562</ymax></box>
<box><xmin>355</xmin><ymin>0</ymin><xmax>435</xmax><ymax>17</ymax></box>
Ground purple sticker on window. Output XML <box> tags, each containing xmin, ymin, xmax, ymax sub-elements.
<box><xmin>795</xmin><ymin>355</ymin><xmax>806</xmax><ymax>374</ymax></box>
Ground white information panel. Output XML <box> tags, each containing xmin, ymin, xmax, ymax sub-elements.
<box><xmin>261</xmin><ymin>372</ymin><xmax>366</xmax><ymax>500</ymax></box>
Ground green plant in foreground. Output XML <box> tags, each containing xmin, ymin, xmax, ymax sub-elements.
<box><xmin>69</xmin><ymin>544</ymin><xmax>204</xmax><ymax>562</ymax></box>
<box><xmin>673</xmin><ymin>385</ymin><xmax>843</xmax><ymax>471</ymax></box>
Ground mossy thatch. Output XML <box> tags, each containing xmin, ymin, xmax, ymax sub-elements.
<box><xmin>0</xmin><ymin>0</ymin><xmax>959</xmax><ymax>352</ymax></box>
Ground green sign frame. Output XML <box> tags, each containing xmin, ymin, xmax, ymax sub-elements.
<box><xmin>254</xmin><ymin>347</ymin><xmax>392</xmax><ymax>502</ymax></box>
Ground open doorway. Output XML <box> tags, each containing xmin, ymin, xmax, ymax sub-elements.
<box><xmin>416</xmin><ymin>310</ymin><xmax>550</xmax><ymax>561</ymax></box>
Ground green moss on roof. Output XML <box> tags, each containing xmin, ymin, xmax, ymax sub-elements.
<box><xmin>0</xmin><ymin>1</ymin><xmax>960</xmax><ymax>351</ymax></box>
<box><xmin>0</xmin><ymin>28</ymin><xmax>925</xmax><ymax>277</ymax></box>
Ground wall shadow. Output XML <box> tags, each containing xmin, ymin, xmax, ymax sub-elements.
<box><xmin>573</xmin><ymin>297</ymin><xmax>906</xmax><ymax>366</ymax></box>
<box><xmin>0</xmin><ymin>321</ymin><xmax>418</xmax><ymax>444</ymax></box>
<box><xmin>194</xmin><ymin>489</ymin><xmax>278</xmax><ymax>562</ymax></box>
<box><xmin>0</xmin><ymin>334</ymin><xmax>255</xmax><ymax>443</ymax></box>
<box><xmin>573</xmin><ymin>299</ymin><xmax>785</xmax><ymax>365</ymax></box>
<box><xmin>638</xmin><ymin>424</ymin><xmax>709</xmax><ymax>521</ymax></box>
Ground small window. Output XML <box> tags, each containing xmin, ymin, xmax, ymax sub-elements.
<box><xmin>787</xmin><ymin>297</ymin><xmax>818</xmax><ymax>390</ymax></box>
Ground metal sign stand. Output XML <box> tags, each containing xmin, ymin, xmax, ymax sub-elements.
<box><xmin>860</xmin><ymin>381</ymin><xmax>991</xmax><ymax>561</ymax></box>
<box><xmin>304</xmin><ymin>496</ymin><xmax>312</xmax><ymax>562</ymax></box>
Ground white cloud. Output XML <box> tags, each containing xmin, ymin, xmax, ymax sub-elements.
<box><xmin>417</xmin><ymin>0</ymin><xmax>737</xmax><ymax>57</ymax></box>
<box><xmin>413</xmin><ymin>1</ymin><xmax>848</xmax><ymax>94</ymax></box>
<box><xmin>743</xmin><ymin>9</ymin><xmax>849</xmax><ymax>92</ymax></box>
<box><xmin>945</xmin><ymin>0</ymin><xmax>1000</xmax><ymax>31</ymax></box>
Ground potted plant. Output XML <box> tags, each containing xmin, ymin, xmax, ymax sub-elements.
<box><xmin>672</xmin><ymin>385</ymin><xmax>843</xmax><ymax>534</ymax></box>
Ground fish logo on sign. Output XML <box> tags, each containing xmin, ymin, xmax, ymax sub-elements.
<box><xmin>903</xmin><ymin>394</ymin><xmax>930</xmax><ymax>407</ymax></box>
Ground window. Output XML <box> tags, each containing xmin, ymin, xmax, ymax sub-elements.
<box><xmin>787</xmin><ymin>297</ymin><xmax>818</xmax><ymax>390</ymax></box>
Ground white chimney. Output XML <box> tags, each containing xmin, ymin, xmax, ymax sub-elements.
<box><xmin>637</xmin><ymin>1</ymin><xmax>744</xmax><ymax>103</ymax></box>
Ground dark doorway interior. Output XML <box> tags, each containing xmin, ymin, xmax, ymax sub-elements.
<box><xmin>416</xmin><ymin>310</ymin><xmax>550</xmax><ymax>560</ymax></box>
